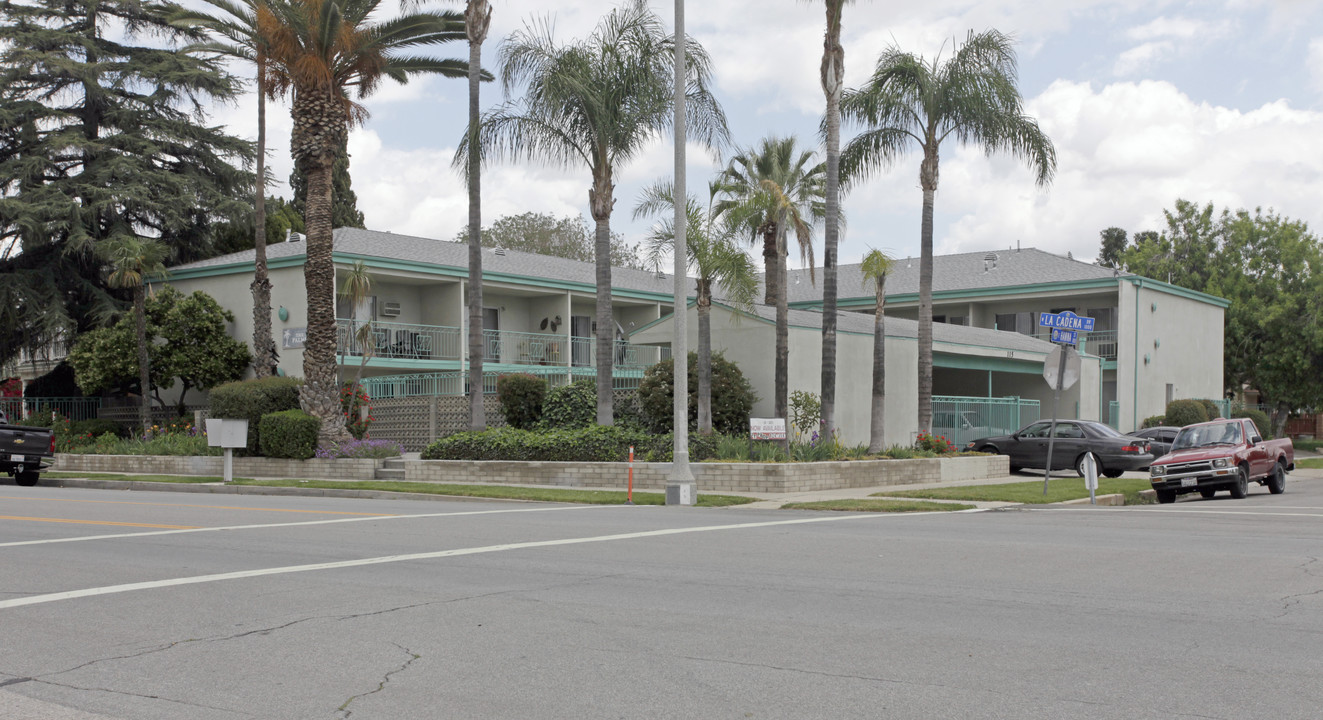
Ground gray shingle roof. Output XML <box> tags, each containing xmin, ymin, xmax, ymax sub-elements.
<box><xmin>734</xmin><ymin>303</ymin><xmax>1057</xmax><ymax>353</ymax></box>
<box><xmin>170</xmin><ymin>227</ymin><xmax>690</xmax><ymax>296</ymax></box>
<box><xmin>782</xmin><ymin>247</ymin><xmax>1129</xmax><ymax>303</ymax></box>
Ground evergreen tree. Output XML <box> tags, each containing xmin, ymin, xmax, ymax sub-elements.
<box><xmin>289</xmin><ymin>135</ymin><xmax>365</xmax><ymax>229</ymax></box>
<box><xmin>0</xmin><ymin>0</ymin><xmax>252</xmax><ymax>367</ymax></box>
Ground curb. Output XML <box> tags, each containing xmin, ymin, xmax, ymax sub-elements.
<box><xmin>35</xmin><ymin>478</ymin><xmax>530</xmax><ymax>504</ymax></box>
<box><xmin>1059</xmin><ymin>493</ymin><xmax>1126</xmax><ymax>506</ymax></box>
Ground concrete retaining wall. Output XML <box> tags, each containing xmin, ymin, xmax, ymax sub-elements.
<box><xmin>54</xmin><ymin>454</ymin><xmax>382</xmax><ymax>480</ymax></box>
<box><xmin>405</xmin><ymin>455</ymin><xmax>1009</xmax><ymax>494</ymax></box>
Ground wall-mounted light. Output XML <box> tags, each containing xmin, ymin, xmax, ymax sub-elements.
<box><xmin>278</xmin><ymin>306</ymin><xmax>289</xmax><ymax>322</ymax></box>
<box><xmin>1154</xmin><ymin>338</ymin><xmax>1161</xmax><ymax>349</ymax></box>
<box><xmin>1144</xmin><ymin>353</ymin><xmax>1151</xmax><ymax>365</ymax></box>
<box><xmin>1150</xmin><ymin>302</ymin><xmax>1157</xmax><ymax>312</ymax></box>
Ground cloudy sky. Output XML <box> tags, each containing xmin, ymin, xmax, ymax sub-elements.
<box><xmin>205</xmin><ymin>0</ymin><xmax>1323</xmax><ymax>269</ymax></box>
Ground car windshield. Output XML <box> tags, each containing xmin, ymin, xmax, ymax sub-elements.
<box><xmin>1172</xmin><ymin>422</ymin><xmax>1242</xmax><ymax>450</ymax></box>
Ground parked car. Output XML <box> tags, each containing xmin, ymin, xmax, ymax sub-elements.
<box><xmin>1</xmin><ymin>415</ymin><xmax>55</xmax><ymax>487</ymax></box>
<box><xmin>966</xmin><ymin>419</ymin><xmax>1155</xmax><ymax>478</ymax></box>
<box><xmin>1148</xmin><ymin>418</ymin><xmax>1294</xmax><ymax>503</ymax></box>
<box><xmin>932</xmin><ymin>410</ymin><xmax>1002</xmax><ymax>447</ymax></box>
<box><xmin>1132</xmin><ymin>426</ymin><xmax>1182</xmax><ymax>460</ymax></box>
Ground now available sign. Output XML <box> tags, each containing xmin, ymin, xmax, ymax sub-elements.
<box><xmin>750</xmin><ymin>418</ymin><xmax>787</xmax><ymax>441</ymax></box>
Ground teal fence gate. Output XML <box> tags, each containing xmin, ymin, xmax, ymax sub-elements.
<box><xmin>932</xmin><ymin>395</ymin><xmax>1041</xmax><ymax>448</ymax></box>
<box><xmin>1</xmin><ymin>397</ymin><xmax>103</xmax><ymax>423</ymax></box>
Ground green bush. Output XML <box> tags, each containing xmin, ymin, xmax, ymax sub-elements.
<box><xmin>612</xmin><ymin>393</ymin><xmax>648</xmax><ymax>430</ymax></box>
<box><xmin>259</xmin><ymin>409</ymin><xmax>320</xmax><ymax>459</ymax></box>
<box><xmin>496</xmin><ymin>373</ymin><xmax>546</xmax><ymax>429</ymax></box>
<box><xmin>72</xmin><ymin>418</ymin><xmax>128</xmax><ymax>439</ymax></box>
<box><xmin>1232</xmin><ymin>408</ymin><xmax>1271</xmax><ymax>438</ymax></box>
<box><xmin>789</xmin><ymin>390</ymin><xmax>821</xmax><ymax>437</ymax></box>
<box><xmin>208</xmin><ymin>376</ymin><xmax>303</xmax><ymax>454</ymax></box>
<box><xmin>539</xmin><ymin>380</ymin><xmax>596</xmax><ymax>429</ymax></box>
<box><xmin>637</xmin><ymin>352</ymin><xmax>757</xmax><ymax>436</ymax></box>
<box><xmin>1165</xmin><ymin>399</ymin><xmax>1208</xmax><ymax>427</ymax></box>
<box><xmin>421</xmin><ymin>426</ymin><xmax>721</xmax><ymax>463</ymax></box>
<box><xmin>1141</xmin><ymin>415</ymin><xmax>1168</xmax><ymax>429</ymax></box>
<box><xmin>1197</xmin><ymin>398</ymin><xmax>1222</xmax><ymax>421</ymax></box>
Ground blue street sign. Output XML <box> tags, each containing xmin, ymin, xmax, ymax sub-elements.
<box><xmin>1051</xmin><ymin>328</ymin><xmax>1078</xmax><ymax>345</ymax></box>
<box><xmin>1038</xmin><ymin>310</ymin><xmax>1095</xmax><ymax>332</ymax></box>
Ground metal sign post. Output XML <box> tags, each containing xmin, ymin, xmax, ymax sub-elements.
<box><xmin>1038</xmin><ymin>311</ymin><xmax>1088</xmax><ymax>497</ymax></box>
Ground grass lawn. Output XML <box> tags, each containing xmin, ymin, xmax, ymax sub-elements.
<box><xmin>781</xmin><ymin>499</ymin><xmax>976</xmax><ymax>512</ymax></box>
<box><xmin>1296</xmin><ymin>457</ymin><xmax>1323</xmax><ymax>470</ymax></box>
<box><xmin>874</xmin><ymin>476</ymin><xmax>1155</xmax><ymax>505</ymax></box>
<box><xmin>38</xmin><ymin>472</ymin><xmax>754</xmax><ymax>507</ymax></box>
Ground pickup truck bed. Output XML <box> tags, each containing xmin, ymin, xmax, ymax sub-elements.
<box><xmin>1149</xmin><ymin>418</ymin><xmax>1293</xmax><ymax>503</ymax></box>
<box><xmin>1</xmin><ymin>423</ymin><xmax>55</xmax><ymax>486</ymax></box>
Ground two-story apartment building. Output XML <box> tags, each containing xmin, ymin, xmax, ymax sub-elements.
<box><xmin>784</xmin><ymin>248</ymin><xmax>1229</xmax><ymax>433</ymax></box>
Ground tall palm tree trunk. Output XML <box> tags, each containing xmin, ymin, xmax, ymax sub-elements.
<box><xmin>869</xmin><ymin>279</ymin><xmax>886</xmax><ymax>453</ymax></box>
<box><xmin>252</xmin><ymin>56</ymin><xmax>275</xmax><ymax>378</ymax></box>
<box><xmin>134</xmin><ymin>287</ymin><xmax>151</xmax><ymax>434</ymax></box>
<box><xmin>819</xmin><ymin>0</ymin><xmax>844</xmax><ymax>440</ymax></box>
<box><xmin>590</xmin><ymin>169</ymin><xmax>615</xmax><ymax>425</ymax></box>
<box><xmin>917</xmin><ymin>185</ymin><xmax>935</xmax><ymax>434</ymax></box>
<box><xmin>761</xmin><ymin>225</ymin><xmax>777</xmax><ymax>305</ymax></box>
<box><xmin>696</xmin><ymin>279</ymin><xmax>712</xmax><ymax>434</ymax></box>
<box><xmin>774</xmin><ymin>233</ymin><xmax>789</xmax><ymax>421</ymax></box>
<box><xmin>465</xmin><ymin>0</ymin><xmax>490</xmax><ymax>432</ymax></box>
<box><xmin>294</xmin><ymin>91</ymin><xmax>350</xmax><ymax>446</ymax></box>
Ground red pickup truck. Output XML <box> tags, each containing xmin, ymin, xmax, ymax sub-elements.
<box><xmin>1148</xmin><ymin>418</ymin><xmax>1294</xmax><ymax>503</ymax></box>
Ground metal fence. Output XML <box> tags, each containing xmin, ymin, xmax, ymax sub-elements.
<box><xmin>1</xmin><ymin>397</ymin><xmax>103</xmax><ymax>423</ymax></box>
<box><xmin>931</xmin><ymin>395</ymin><xmax>1041</xmax><ymax>448</ymax></box>
<box><xmin>361</xmin><ymin>367</ymin><xmax>646</xmax><ymax>400</ymax></box>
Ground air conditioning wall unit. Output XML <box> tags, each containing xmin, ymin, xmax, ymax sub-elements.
<box><xmin>380</xmin><ymin>301</ymin><xmax>402</xmax><ymax>317</ymax></box>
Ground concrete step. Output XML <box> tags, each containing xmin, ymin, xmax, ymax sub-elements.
<box><xmin>381</xmin><ymin>458</ymin><xmax>406</xmax><ymax>470</ymax></box>
<box><xmin>374</xmin><ymin>468</ymin><xmax>406</xmax><ymax>481</ymax></box>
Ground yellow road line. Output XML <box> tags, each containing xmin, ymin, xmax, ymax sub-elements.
<box><xmin>0</xmin><ymin>496</ymin><xmax>393</xmax><ymax>517</ymax></box>
<box><xmin>0</xmin><ymin>516</ymin><xmax>201</xmax><ymax>529</ymax></box>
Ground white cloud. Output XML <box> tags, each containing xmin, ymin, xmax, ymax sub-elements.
<box><xmin>1112</xmin><ymin>15</ymin><xmax>1231</xmax><ymax>76</ymax></box>
<box><xmin>1309</xmin><ymin>36</ymin><xmax>1323</xmax><ymax>93</ymax></box>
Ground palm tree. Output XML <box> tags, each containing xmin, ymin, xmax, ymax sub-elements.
<box><xmin>712</xmin><ymin>136</ymin><xmax>825</xmax><ymax>421</ymax></box>
<box><xmin>172</xmin><ymin>0</ymin><xmax>285</xmax><ymax>378</ymax></box>
<box><xmin>860</xmin><ymin>249</ymin><xmax>893</xmax><ymax>453</ymax></box>
<box><xmin>840</xmin><ymin>29</ymin><xmax>1055</xmax><ymax>434</ymax></box>
<box><xmin>258</xmin><ymin>0</ymin><xmax>471</xmax><ymax>444</ymax></box>
<box><xmin>461</xmin><ymin>0</ymin><xmax>491</xmax><ymax>432</ymax></box>
<box><xmin>634</xmin><ymin>180</ymin><xmax>758</xmax><ymax>434</ymax></box>
<box><xmin>467</xmin><ymin>0</ymin><xmax>728</xmax><ymax>425</ymax></box>
<box><xmin>100</xmin><ymin>238</ymin><xmax>170</xmax><ymax>435</ymax></box>
<box><xmin>813</xmin><ymin>0</ymin><xmax>853</xmax><ymax>442</ymax></box>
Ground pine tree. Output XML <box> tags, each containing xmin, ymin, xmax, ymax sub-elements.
<box><xmin>0</xmin><ymin>0</ymin><xmax>252</xmax><ymax>366</ymax></box>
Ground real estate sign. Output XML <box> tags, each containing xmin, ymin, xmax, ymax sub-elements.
<box><xmin>750</xmin><ymin>418</ymin><xmax>787</xmax><ymax>441</ymax></box>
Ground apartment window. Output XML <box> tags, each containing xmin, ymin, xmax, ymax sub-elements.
<box><xmin>1015</xmin><ymin>311</ymin><xmax>1033</xmax><ymax>335</ymax></box>
<box><xmin>995</xmin><ymin>313</ymin><xmax>1016</xmax><ymax>332</ymax></box>
<box><xmin>948</xmin><ymin>316</ymin><xmax>968</xmax><ymax>326</ymax></box>
<box><xmin>1087</xmin><ymin>307</ymin><xmax>1116</xmax><ymax>332</ymax></box>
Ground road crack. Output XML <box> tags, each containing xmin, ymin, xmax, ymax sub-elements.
<box><xmin>29</xmin><ymin>678</ymin><xmax>255</xmax><ymax>717</ymax></box>
<box><xmin>335</xmin><ymin>643</ymin><xmax>420</xmax><ymax>719</ymax></box>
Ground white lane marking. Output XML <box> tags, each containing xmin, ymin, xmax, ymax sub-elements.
<box><xmin>1053</xmin><ymin>507</ymin><xmax>1323</xmax><ymax>518</ymax></box>
<box><xmin>0</xmin><ymin>505</ymin><xmax>596</xmax><ymax>548</ymax></box>
<box><xmin>0</xmin><ymin>509</ymin><xmax>983</xmax><ymax>610</ymax></box>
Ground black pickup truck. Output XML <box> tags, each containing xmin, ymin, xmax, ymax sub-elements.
<box><xmin>1</xmin><ymin>410</ymin><xmax>55</xmax><ymax>486</ymax></box>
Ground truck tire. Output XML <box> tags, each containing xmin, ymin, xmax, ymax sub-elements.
<box><xmin>15</xmin><ymin>471</ymin><xmax>39</xmax><ymax>487</ymax></box>
<box><xmin>1156</xmin><ymin>488</ymin><xmax>1176</xmax><ymax>504</ymax></box>
<box><xmin>1267</xmin><ymin>462</ymin><xmax>1286</xmax><ymax>495</ymax></box>
<box><xmin>1229</xmin><ymin>466</ymin><xmax>1249</xmax><ymax>499</ymax></box>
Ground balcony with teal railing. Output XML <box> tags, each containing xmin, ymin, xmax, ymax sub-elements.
<box><xmin>1030</xmin><ymin>328</ymin><xmax>1119</xmax><ymax>360</ymax></box>
<box><xmin>336</xmin><ymin>319</ymin><xmax>668</xmax><ymax>370</ymax></box>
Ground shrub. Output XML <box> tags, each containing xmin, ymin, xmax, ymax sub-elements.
<box><xmin>789</xmin><ymin>390</ymin><xmax>821</xmax><ymax>437</ymax></box>
<box><xmin>1164</xmin><ymin>399</ymin><xmax>1208</xmax><ymax>427</ymax></box>
<box><xmin>72</xmin><ymin>418</ymin><xmax>128</xmax><ymax>439</ymax></box>
<box><xmin>1197</xmin><ymin>398</ymin><xmax>1222</xmax><ymax>421</ymax></box>
<box><xmin>612</xmin><ymin>393</ymin><xmax>648</xmax><ymax>430</ymax></box>
<box><xmin>1141</xmin><ymin>415</ymin><xmax>1167</xmax><ymax>429</ymax></box>
<box><xmin>496</xmin><ymin>373</ymin><xmax>546</xmax><ymax>429</ymax></box>
<box><xmin>421</xmin><ymin>426</ymin><xmax>723</xmax><ymax>463</ymax></box>
<box><xmin>259</xmin><ymin>409</ymin><xmax>320</xmax><ymax>459</ymax></box>
<box><xmin>539</xmin><ymin>379</ymin><xmax>596</xmax><ymax>429</ymax></box>
<box><xmin>637</xmin><ymin>352</ymin><xmax>756</xmax><ymax>436</ymax></box>
<box><xmin>1232</xmin><ymin>408</ymin><xmax>1271</xmax><ymax>438</ymax></box>
<box><xmin>915</xmin><ymin>431</ymin><xmax>957</xmax><ymax>455</ymax></box>
<box><xmin>209</xmin><ymin>376</ymin><xmax>303</xmax><ymax>453</ymax></box>
<box><xmin>340</xmin><ymin>383</ymin><xmax>373</xmax><ymax>439</ymax></box>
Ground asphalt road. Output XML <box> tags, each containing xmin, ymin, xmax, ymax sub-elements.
<box><xmin>2</xmin><ymin>473</ymin><xmax>1322</xmax><ymax>719</ymax></box>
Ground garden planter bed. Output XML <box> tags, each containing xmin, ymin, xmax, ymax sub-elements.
<box><xmin>406</xmin><ymin>455</ymin><xmax>1008</xmax><ymax>494</ymax></box>
<box><xmin>54</xmin><ymin>454</ymin><xmax>383</xmax><ymax>481</ymax></box>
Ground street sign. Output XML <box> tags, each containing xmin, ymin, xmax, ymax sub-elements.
<box><xmin>1042</xmin><ymin>345</ymin><xmax>1081</xmax><ymax>391</ymax></box>
<box><xmin>1050</xmin><ymin>328</ymin><xmax>1078</xmax><ymax>345</ymax></box>
<box><xmin>1038</xmin><ymin>310</ymin><xmax>1095</xmax><ymax>332</ymax></box>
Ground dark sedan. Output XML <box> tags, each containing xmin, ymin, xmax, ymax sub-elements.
<box><xmin>1131</xmin><ymin>426</ymin><xmax>1181</xmax><ymax>460</ymax></box>
<box><xmin>966</xmin><ymin>419</ymin><xmax>1155</xmax><ymax>477</ymax></box>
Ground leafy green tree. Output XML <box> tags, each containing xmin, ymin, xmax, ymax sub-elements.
<box><xmin>453</xmin><ymin>212</ymin><xmax>645</xmax><ymax>269</ymax></box>
<box><xmin>634</xmin><ymin>180</ymin><xmax>758</xmax><ymax>434</ymax></box>
<box><xmin>467</xmin><ymin>0</ymin><xmax>728</xmax><ymax>425</ymax></box>
<box><xmin>839</xmin><ymin>29</ymin><xmax>1056</xmax><ymax>434</ymax></box>
<box><xmin>860</xmin><ymin>249</ymin><xmax>894</xmax><ymax>453</ymax></box>
<box><xmin>100</xmin><ymin>238</ymin><xmax>170</xmax><ymax>433</ymax></box>
<box><xmin>0</xmin><ymin>0</ymin><xmax>253</xmax><ymax>368</ymax></box>
<box><xmin>258</xmin><ymin>0</ymin><xmax>471</xmax><ymax>444</ymax></box>
<box><xmin>712</xmin><ymin>136</ymin><xmax>825</xmax><ymax>421</ymax></box>
<box><xmin>1097</xmin><ymin>227</ymin><xmax>1127</xmax><ymax>268</ymax></box>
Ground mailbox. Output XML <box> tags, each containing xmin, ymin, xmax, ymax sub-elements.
<box><xmin>205</xmin><ymin>418</ymin><xmax>249</xmax><ymax>449</ymax></box>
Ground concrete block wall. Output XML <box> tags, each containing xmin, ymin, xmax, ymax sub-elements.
<box><xmin>54</xmin><ymin>455</ymin><xmax>382</xmax><ymax>480</ymax></box>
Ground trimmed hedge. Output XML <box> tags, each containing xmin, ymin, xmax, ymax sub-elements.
<box><xmin>1164</xmin><ymin>399</ymin><xmax>1208</xmax><ymax>427</ymax></box>
<box><xmin>1140</xmin><ymin>415</ymin><xmax>1167</xmax><ymax>429</ymax></box>
<box><xmin>637</xmin><ymin>351</ymin><xmax>757</xmax><ymax>436</ymax></box>
<box><xmin>496</xmin><ymin>373</ymin><xmax>546</xmax><ymax>429</ymax></box>
<box><xmin>1232</xmin><ymin>408</ymin><xmax>1271</xmax><ymax>438</ymax></box>
<box><xmin>1197</xmin><ymin>398</ymin><xmax>1221</xmax><ymax>421</ymax></box>
<box><xmin>539</xmin><ymin>379</ymin><xmax>596</xmax><ymax>429</ymax></box>
<box><xmin>258</xmin><ymin>409</ymin><xmax>320</xmax><ymax>459</ymax></box>
<box><xmin>208</xmin><ymin>376</ymin><xmax>303</xmax><ymax>454</ymax></box>
<box><xmin>421</xmin><ymin>426</ymin><xmax>720</xmax><ymax>463</ymax></box>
